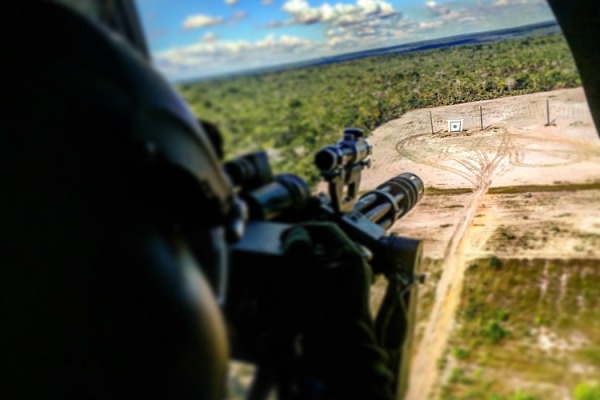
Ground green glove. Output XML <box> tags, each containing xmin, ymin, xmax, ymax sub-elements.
<box><xmin>280</xmin><ymin>223</ymin><xmax>395</xmax><ymax>400</ymax></box>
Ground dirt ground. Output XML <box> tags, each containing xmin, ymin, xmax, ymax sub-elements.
<box><xmin>361</xmin><ymin>87</ymin><xmax>600</xmax><ymax>399</ymax></box>
<box><xmin>363</xmin><ymin>87</ymin><xmax>600</xmax><ymax>191</ymax></box>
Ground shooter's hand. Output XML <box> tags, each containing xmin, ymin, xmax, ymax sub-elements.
<box><xmin>281</xmin><ymin>222</ymin><xmax>372</xmax><ymax>324</ymax></box>
<box><xmin>281</xmin><ymin>223</ymin><xmax>394</xmax><ymax>400</ymax></box>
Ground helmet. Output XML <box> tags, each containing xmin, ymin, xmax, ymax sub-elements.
<box><xmin>0</xmin><ymin>1</ymin><xmax>237</xmax><ymax>398</ymax></box>
<box><xmin>44</xmin><ymin>0</ymin><xmax>103</xmax><ymax>20</ymax></box>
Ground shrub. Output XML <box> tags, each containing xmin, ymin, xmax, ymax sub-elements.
<box><xmin>574</xmin><ymin>382</ymin><xmax>600</xmax><ymax>400</ymax></box>
<box><xmin>453</xmin><ymin>346</ymin><xmax>470</xmax><ymax>360</ymax></box>
<box><xmin>489</xmin><ymin>256</ymin><xmax>503</xmax><ymax>270</ymax></box>
<box><xmin>483</xmin><ymin>321</ymin><xmax>508</xmax><ymax>344</ymax></box>
<box><xmin>508</xmin><ymin>392</ymin><xmax>536</xmax><ymax>400</ymax></box>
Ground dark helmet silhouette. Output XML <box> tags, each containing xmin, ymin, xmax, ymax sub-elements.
<box><xmin>0</xmin><ymin>1</ymin><xmax>239</xmax><ymax>398</ymax></box>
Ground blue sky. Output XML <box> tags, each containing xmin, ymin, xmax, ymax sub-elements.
<box><xmin>135</xmin><ymin>0</ymin><xmax>556</xmax><ymax>81</ymax></box>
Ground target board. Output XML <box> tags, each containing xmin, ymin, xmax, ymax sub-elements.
<box><xmin>447</xmin><ymin>119</ymin><xmax>463</xmax><ymax>133</ymax></box>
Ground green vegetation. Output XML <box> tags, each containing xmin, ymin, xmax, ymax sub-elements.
<box><xmin>482</xmin><ymin>319</ymin><xmax>509</xmax><ymax>344</ymax></box>
<box><xmin>413</xmin><ymin>258</ymin><xmax>444</xmax><ymax>344</ymax></box>
<box><xmin>453</xmin><ymin>347</ymin><xmax>470</xmax><ymax>361</ymax></box>
<box><xmin>439</xmin><ymin>367</ymin><xmax>538</xmax><ymax>400</ymax></box>
<box><xmin>488</xmin><ymin>182</ymin><xmax>600</xmax><ymax>194</ymax></box>
<box><xmin>508</xmin><ymin>392</ymin><xmax>537</xmax><ymax>400</ymax></box>
<box><xmin>427</xmin><ymin>182</ymin><xmax>600</xmax><ymax>197</ymax></box>
<box><xmin>574</xmin><ymin>382</ymin><xmax>600</xmax><ymax>400</ymax></box>
<box><xmin>179</xmin><ymin>34</ymin><xmax>580</xmax><ymax>184</ymax></box>
<box><xmin>489</xmin><ymin>256</ymin><xmax>503</xmax><ymax>270</ymax></box>
<box><xmin>449</xmin><ymin>367</ymin><xmax>475</xmax><ymax>385</ymax></box>
<box><xmin>426</xmin><ymin>187</ymin><xmax>474</xmax><ymax>196</ymax></box>
<box><xmin>579</xmin><ymin>349</ymin><xmax>600</xmax><ymax>365</ymax></box>
<box><xmin>441</xmin><ymin>258</ymin><xmax>600</xmax><ymax>399</ymax></box>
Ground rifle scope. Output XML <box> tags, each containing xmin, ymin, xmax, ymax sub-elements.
<box><xmin>353</xmin><ymin>173</ymin><xmax>424</xmax><ymax>229</ymax></box>
<box><xmin>314</xmin><ymin>128</ymin><xmax>372</xmax><ymax>172</ymax></box>
<box><xmin>224</xmin><ymin>151</ymin><xmax>313</xmax><ymax>221</ymax></box>
<box><xmin>244</xmin><ymin>174</ymin><xmax>311</xmax><ymax>220</ymax></box>
<box><xmin>224</xmin><ymin>151</ymin><xmax>273</xmax><ymax>190</ymax></box>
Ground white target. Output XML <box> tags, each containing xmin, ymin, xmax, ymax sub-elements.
<box><xmin>447</xmin><ymin>119</ymin><xmax>463</xmax><ymax>133</ymax></box>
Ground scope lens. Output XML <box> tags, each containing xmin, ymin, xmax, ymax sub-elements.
<box><xmin>224</xmin><ymin>151</ymin><xmax>273</xmax><ymax>189</ymax></box>
<box><xmin>245</xmin><ymin>173</ymin><xmax>311</xmax><ymax>220</ymax></box>
<box><xmin>314</xmin><ymin>148</ymin><xmax>338</xmax><ymax>172</ymax></box>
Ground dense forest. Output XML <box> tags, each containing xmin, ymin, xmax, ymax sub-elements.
<box><xmin>178</xmin><ymin>34</ymin><xmax>580</xmax><ymax>184</ymax></box>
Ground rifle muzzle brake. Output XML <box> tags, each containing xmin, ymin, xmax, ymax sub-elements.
<box><xmin>353</xmin><ymin>173</ymin><xmax>424</xmax><ymax>229</ymax></box>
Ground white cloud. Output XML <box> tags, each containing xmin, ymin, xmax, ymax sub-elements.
<box><xmin>280</xmin><ymin>0</ymin><xmax>397</xmax><ymax>26</ymax></box>
<box><xmin>495</xmin><ymin>0</ymin><xmax>544</xmax><ymax>6</ymax></box>
<box><xmin>154</xmin><ymin>34</ymin><xmax>313</xmax><ymax>79</ymax></box>
<box><xmin>280</xmin><ymin>34</ymin><xmax>312</xmax><ymax>46</ymax></box>
<box><xmin>182</xmin><ymin>15</ymin><xmax>224</xmax><ymax>30</ymax></box>
<box><xmin>416</xmin><ymin>0</ymin><xmax>553</xmax><ymax>37</ymax></box>
<box><xmin>321</xmin><ymin>12</ymin><xmax>415</xmax><ymax>51</ymax></box>
<box><xmin>225</xmin><ymin>0</ymin><xmax>239</xmax><ymax>5</ymax></box>
<box><xmin>425</xmin><ymin>1</ymin><xmax>452</xmax><ymax>17</ymax></box>
<box><xmin>157</xmin><ymin>0</ymin><xmax>555</xmax><ymax>81</ymax></box>
<box><xmin>262</xmin><ymin>0</ymin><xmax>274</xmax><ymax>4</ymax></box>
<box><xmin>418</xmin><ymin>20</ymin><xmax>443</xmax><ymax>30</ymax></box>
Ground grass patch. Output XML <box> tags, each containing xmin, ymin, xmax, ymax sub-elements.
<box><xmin>426</xmin><ymin>187</ymin><xmax>474</xmax><ymax>196</ymax></box>
<box><xmin>482</xmin><ymin>320</ymin><xmax>509</xmax><ymax>344</ymax></box>
<box><xmin>411</xmin><ymin>258</ymin><xmax>444</xmax><ymax>349</ymax></box>
<box><xmin>488</xmin><ymin>183</ymin><xmax>600</xmax><ymax>195</ymax></box>
<box><xmin>449</xmin><ymin>368</ymin><xmax>475</xmax><ymax>385</ymax></box>
<box><xmin>425</xmin><ymin>183</ymin><xmax>600</xmax><ymax>197</ymax></box>
<box><xmin>453</xmin><ymin>347</ymin><xmax>471</xmax><ymax>361</ymax></box>
<box><xmin>443</xmin><ymin>258</ymin><xmax>600</xmax><ymax>399</ymax></box>
<box><xmin>578</xmin><ymin>348</ymin><xmax>600</xmax><ymax>365</ymax></box>
<box><xmin>574</xmin><ymin>382</ymin><xmax>600</xmax><ymax>400</ymax></box>
<box><xmin>489</xmin><ymin>256</ymin><xmax>503</xmax><ymax>270</ymax></box>
<box><xmin>508</xmin><ymin>392</ymin><xmax>537</xmax><ymax>400</ymax></box>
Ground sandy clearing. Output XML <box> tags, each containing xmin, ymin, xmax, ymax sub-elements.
<box><xmin>360</xmin><ymin>87</ymin><xmax>600</xmax><ymax>400</ymax></box>
<box><xmin>363</xmin><ymin>88</ymin><xmax>600</xmax><ymax>192</ymax></box>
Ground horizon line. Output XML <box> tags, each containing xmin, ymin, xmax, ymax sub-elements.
<box><xmin>170</xmin><ymin>19</ymin><xmax>559</xmax><ymax>85</ymax></box>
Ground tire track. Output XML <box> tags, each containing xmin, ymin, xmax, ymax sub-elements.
<box><xmin>404</xmin><ymin>131</ymin><xmax>515</xmax><ymax>400</ymax></box>
<box><xmin>406</xmin><ymin>184</ymin><xmax>487</xmax><ymax>400</ymax></box>
<box><xmin>390</xmin><ymin>122</ymin><xmax>599</xmax><ymax>400</ymax></box>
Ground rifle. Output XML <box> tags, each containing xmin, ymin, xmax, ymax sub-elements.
<box><xmin>222</xmin><ymin>127</ymin><xmax>425</xmax><ymax>400</ymax></box>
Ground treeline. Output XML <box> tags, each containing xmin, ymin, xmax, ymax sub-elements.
<box><xmin>178</xmin><ymin>34</ymin><xmax>580</xmax><ymax>184</ymax></box>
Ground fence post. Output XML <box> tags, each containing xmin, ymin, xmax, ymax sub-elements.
<box><xmin>430</xmin><ymin>111</ymin><xmax>434</xmax><ymax>134</ymax></box>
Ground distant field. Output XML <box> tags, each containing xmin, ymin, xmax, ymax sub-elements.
<box><xmin>360</xmin><ymin>86</ymin><xmax>600</xmax><ymax>400</ymax></box>
<box><xmin>204</xmin><ymin>27</ymin><xmax>594</xmax><ymax>400</ymax></box>
<box><xmin>178</xmin><ymin>33</ymin><xmax>580</xmax><ymax>184</ymax></box>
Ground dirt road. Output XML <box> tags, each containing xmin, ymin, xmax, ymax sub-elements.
<box><xmin>361</xmin><ymin>88</ymin><xmax>600</xmax><ymax>399</ymax></box>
